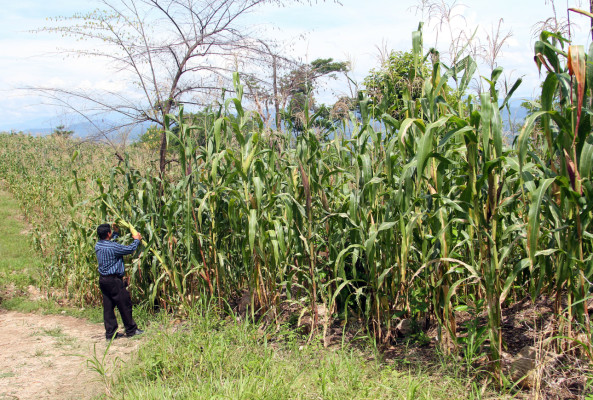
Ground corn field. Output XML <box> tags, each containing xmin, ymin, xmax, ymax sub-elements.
<box><xmin>1</xmin><ymin>26</ymin><xmax>592</xmax><ymax>379</ymax></box>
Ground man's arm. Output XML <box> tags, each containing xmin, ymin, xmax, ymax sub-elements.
<box><xmin>111</xmin><ymin>232</ymin><xmax>142</xmax><ymax>256</ymax></box>
<box><xmin>111</xmin><ymin>224</ymin><xmax>120</xmax><ymax>240</ymax></box>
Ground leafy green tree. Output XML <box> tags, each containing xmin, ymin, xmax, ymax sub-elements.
<box><xmin>137</xmin><ymin>126</ymin><xmax>161</xmax><ymax>150</ymax></box>
<box><xmin>363</xmin><ymin>51</ymin><xmax>426</xmax><ymax>119</ymax></box>
<box><xmin>52</xmin><ymin>125</ymin><xmax>74</xmax><ymax>138</ymax></box>
<box><xmin>138</xmin><ymin>108</ymin><xmax>257</xmax><ymax>153</ymax></box>
<box><xmin>282</xmin><ymin>58</ymin><xmax>349</xmax><ymax>133</ymax></box>
<box><xmin>363</xmin><ymin>50</ymin><xmax>463</xmax><ymax>121</ymax></box>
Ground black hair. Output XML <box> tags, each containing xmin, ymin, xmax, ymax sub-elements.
<box><xmin>97</xmin><ymin>224</ymin><xmax>112</xmax><ymax>240</ymax></box>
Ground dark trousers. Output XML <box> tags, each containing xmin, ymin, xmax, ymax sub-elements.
<box><xmin>99</xmin><ymin>275</ymin><xmax>138</xmax><ymax>338</ymax></box>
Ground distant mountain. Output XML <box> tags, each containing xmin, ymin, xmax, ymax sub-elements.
<box><xmin>1</xmin><ymin>119</ymin><xmax>153</xmax><ymax>140</ymax></box>
<box><xmin>2</xmin><ymin>100</ymin><xmax>530</xmax><ymax>140</ymax></box>
<box><xmin>503</xmin><ymin>100</ymin><xmax>528</xmax><ymax>129</ymax></box>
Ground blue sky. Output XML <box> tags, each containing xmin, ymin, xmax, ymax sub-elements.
<box><xmin>1</xmin><ymin>0</ymin><xmax>591</xmax><ymax>132</ymax></box>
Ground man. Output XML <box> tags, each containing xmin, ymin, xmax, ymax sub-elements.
<box><xmin>95</xmin><ymin>223</ymin><xmax>144</xmax><ymax>341</ymax></box>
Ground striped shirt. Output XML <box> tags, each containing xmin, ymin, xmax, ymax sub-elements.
<box><xmin>95</xmin><ymin>234</ymin><xmax>140</xmax><ymax>276</ymax></box>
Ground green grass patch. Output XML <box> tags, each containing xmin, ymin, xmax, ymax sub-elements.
<box><xmin>0</xmin><ymin>189</ymin><xmax>41</xmax><ymax>290</ymax></box>
<box><xmin>41</xmin><ymin>326</ymin><xmax>65</xmax><ymax>337</ymax></box>
<box><xmin>1</xmin><ymin>292</ymin><xmax>104</xmax><ymax>322</ymax></box>
<box><xmin>110</xmin><ymin>309</ymin><xmax>470</xmax><ymax>400</ymax></box>
<box><xmin>34</xmin><ymin>349</ymin><xmax>48</xmax><ymax>357</ymax></box>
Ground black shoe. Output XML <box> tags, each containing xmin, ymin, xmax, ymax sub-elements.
<box><xmin>127</xmin><ymin>329</ymin><xmax>144</xmax><ymax>337</ymax></box>
<box><xmin>106</xmin><ymin>332</ymin><xmax>124</xmax><ymax>341</ymax></box>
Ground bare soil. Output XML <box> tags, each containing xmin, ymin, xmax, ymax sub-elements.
<box><xmin>0</xmin><ymin>310</ymin><xmax>141</xmax><ymax>400</ymax></box>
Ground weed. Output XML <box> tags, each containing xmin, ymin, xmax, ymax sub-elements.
<box><xmin>54</xmin><ymin>335</ymin><xmax>78</xmax><ymax>349</ymax></box>
<box><xmin>34</xmin><ymin>349</ymin><xmax>47</xmax><ymax>357</ymax></box>
<box><xmin>41</xmin><ymin>327</ymin><xmax>65</xmax><ymax>338</ymax></box>
<box><xmin>456</xmin><ymin>295</ymin><xmax>488</xmax><ymax>372</ymax></box>
<box><xmin>86</xmin><ymin>340</ymin><xmax>121</xmax><ymax>398</ymax></box>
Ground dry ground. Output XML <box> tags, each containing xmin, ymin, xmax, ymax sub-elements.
<box><xmin>0</xmin><ymin>310</ymin><xmax>141</xmax><ymax>400</ymax></box>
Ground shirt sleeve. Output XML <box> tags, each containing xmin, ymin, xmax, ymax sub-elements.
<box><xmin>110</xmin><ymin>239</ymin><xmax>140</xmax><ymax>257</ymax></box>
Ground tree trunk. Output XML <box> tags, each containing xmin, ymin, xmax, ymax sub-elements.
<box><xmin>159</xmin><ymin>131</ymin><xmax>167</xmax><ymax>177</ymax></box>
<box><xmin>273</xmin><ymin>55</ymin><xmax>281</xmax><ymax>132</ymax></box>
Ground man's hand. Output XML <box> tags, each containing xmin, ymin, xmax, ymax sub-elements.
<box><xmin>132</xmin><ymin>231</ymin><xmax>142</xmax><ymax>241</ymax></box>
<box><xmin>111</xmin><ymin>224</ymin><xmax>120</xmax><ymax>235</ymax></box>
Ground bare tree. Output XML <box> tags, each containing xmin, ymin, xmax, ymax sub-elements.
<box><xmin>240</xmin><ymin>39</ymin><xmax>299</xmax><ymax>131</ymax></box>
<box><xmin>34</xmin><ymin>0</ymin><xmax>301</xmax><ymax>175</ymax></box>
<box><xmin>240</xmin><ymin>40</ymin><xmax>350</xmax><ymax>134</ymax></box>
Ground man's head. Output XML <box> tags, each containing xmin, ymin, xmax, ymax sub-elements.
<box><xmin>97</xmin><ymin>224</ymin><xmax>112</xmax><ymax>240</ymax></box>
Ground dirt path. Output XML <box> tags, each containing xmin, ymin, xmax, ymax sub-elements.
<box><xmin>0</xmin><ymin>310</ymin><xmax>141</xmax><ymax>400</ymax></box>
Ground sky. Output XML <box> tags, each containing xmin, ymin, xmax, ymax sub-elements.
<box><xmin>1</xmin><ymin>0</ymin><xmax>592</xmax><ymax>133</ymax></box>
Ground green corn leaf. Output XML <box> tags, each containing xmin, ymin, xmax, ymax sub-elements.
<box><xmin>518</xmin><ymin>111</ymin><xmax>548</xmax><ymax>168</ymax></box>
<box><xmin>580</xmin><ymin>134</ymin><xmax>593</xmax><ymax>179</ymax></box>
<box><xmin>377</xmin><ymin>221</ymin><xmax>397</xmax><ymax>232</ymax></box>
<box><xmin>499</xmin><ymin>77</ymin><xmax>523</xmax><ymax>111</ymax></box>
<box><xmin>399</xmin><ymin>118</ymin><xmax>425</xmax><ymax>148</ymax></box>
<box><xmin>360</xmin><ymin>154</ymin><xmax>372</xmax><ymax>185</ymax></box>
<box><xmin>334</xmin><ymin>244</ymin><xmax>365</xmax><ymax>281</ymax></box>
<box><xmin>249</xmin><ymin>209</ymin><xmax>257</xmax><ymax>254</ymax></box>
<box><xmin>500</xmin><ymin>259</ymin><xmax>530</xmax><ymax>304</ymax></box>
<box><xmin>253</xmin><ymin>176</ymin><xmax>263</xmax><ymax>209</ymax></box>
<box><xmin>377</xmin><ymin>266</ymin><xmax>393</xmax><ymax>290</ymax></box>
<box><xmin>365</xmin><ymin>229</ymin><xmax>378</xmax><ymax>257</ymax></box>
<box><xmin>214</xmin><ymin>118</ymin><xmax>224</xmax><ymax>152</ymax></box>
<box><xmin>541</xmin><ymin>73</ymin><xmax>558</xmax><ymax>112</ymax></box>
<box><xmin>274</xmin><ymin>220</ymin><xmax>287</xmax><ymax>257</ymax></box>
<box><xmin>242</xmin><ymin>140</ymin><xmax>259</xmax><ymax>177</ymax></box>
<box><xmin>197</xmin><ymin>192</ymin><xmax>212</xmax><ymax>228</ymax></box>
<box><xmin>457</xmin><ymin>56</ymin><xmax>477</xmax><ymax>94</ymax></box>
<box><xmin>269</xmin><ymin>234</ymin><xmax>280</xmax><ymax>265</ymax></box>
<box><xmin>587</xmin><ymin>43</ymin><xmax>593</xmax><ymax>98</ymax></box>
<box><xmin>480</xmin><ymin>92</ymin><xmax>494</xmax><ymax>159</ymax></box>
<box><xmin>527</xmin><ymin>178</ymin><xmax>555</xmax><ymax>266</ymax></box>
<box><xmin>417</xmin><ymin>116</ymin><xmax>448</xmax><ymax>178</ymax></box>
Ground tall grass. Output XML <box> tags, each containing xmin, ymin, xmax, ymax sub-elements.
<box><xmin>111</xmin><ymin>306</ymin><xmax>471</xmax><ymax>400</ymax></box>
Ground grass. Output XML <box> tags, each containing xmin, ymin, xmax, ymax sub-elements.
<box><xmin>0</xmin><ymin>189</ymin><xmax>41</xmax><ymax>290</ymax></box>
<box><xmin>0</xmin><ymin>287</ymin><xmax>105</xmax><ymax>322</ymax></box>
<box><xmin>41</xmin><ymin>326</ymin><xmax>65</xmax><ymax>337</ymax></box>
<box><xmin>1</xmin><ymin>296</ymin><xmax>104</xmax><ymax>322</ymax></box>
<box><xmin>109</xmin><ymin>308</ymin><xmax>473</xmax><ymax>400</ymax></box>
<box><xmin>34</xmin><ymin>349</ymin><xmax>47</xmax><ymax>357</ymax></box>
<box><xmin>55</xmin><ymin>335</ymin><xmax>79</xmax><ymax>349</ymax></box>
